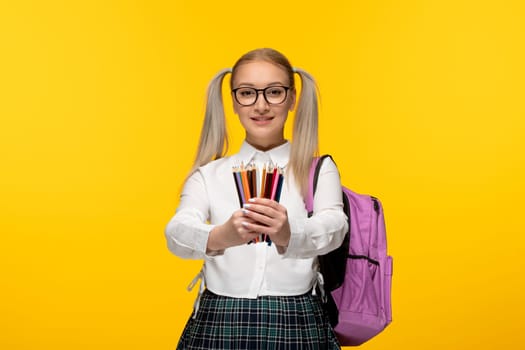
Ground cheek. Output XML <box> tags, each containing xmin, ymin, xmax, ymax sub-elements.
<box><xmin>236</xmin><ymin>107</ymin><xmax>249</xmax><ymax>118</ymax></box>
<box><xmin>277</xmin><ymin>105</ymin><xmax>292</xmax><ymax>119</ymax></box>
<box><xmin>237</xmin><ymin>110</ymin><xmax>251</xmax><ymax>127</ymax></box>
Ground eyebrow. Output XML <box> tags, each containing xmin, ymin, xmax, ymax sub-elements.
<box><xmin>236</xmin><ymin>82</ymin><xmax>286</xmax><ymax>87</ymax></box>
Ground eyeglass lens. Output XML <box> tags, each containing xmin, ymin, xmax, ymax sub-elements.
<box><xmin>234</xmin><ymin>86</ymin><xmax>288</xmax><ymax>106</ymax></box>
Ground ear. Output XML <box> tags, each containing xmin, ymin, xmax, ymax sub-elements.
<box><xmin>288</xmin><ymin>88</ymin><xmax>297</xmax><ymax>111</ymax></box>
<box><xmin>232</xmin><ymin>92</ymin><xmax>239</xmax><ymax>114</ymax></box>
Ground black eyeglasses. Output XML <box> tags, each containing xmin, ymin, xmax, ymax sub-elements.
<box><xmin>231</xmin><ymin>86</ymin><xmax>290</xmax><ymax>106</ymax></box>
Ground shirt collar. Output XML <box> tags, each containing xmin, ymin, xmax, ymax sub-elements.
<box><xmin>235</xmin><ymin>140</ymin><xmax>290</xmax><ymax>167</ymax></box>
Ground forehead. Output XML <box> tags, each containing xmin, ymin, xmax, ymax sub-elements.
<box><xmin>232</xmin><ymin>61</ymin><xmax>289</xmax><ymax>87</ymax></box>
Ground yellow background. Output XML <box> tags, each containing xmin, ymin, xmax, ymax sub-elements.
<box><xmin>1</xmin><ymin>0</ymin><xmax>524</xmax><ymax>349</ymax></box>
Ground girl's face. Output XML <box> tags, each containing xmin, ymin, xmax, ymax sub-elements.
<box><xmin>231</xmin><ymin>61</ymin><xmax>296</xmax><ymax>151</ymax></box>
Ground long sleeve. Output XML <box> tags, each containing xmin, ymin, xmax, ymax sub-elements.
<box><xmin>164</xmin><ymin>170</ymin><xmax>223</xmax><ymax>260</ymax></box>
<box><xmin>283</xmin><ymin>157</ymin><xmax>348</xmax><ymax>258</ymax></box>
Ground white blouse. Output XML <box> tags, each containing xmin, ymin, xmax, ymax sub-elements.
<box><xmin>165</xmin><ymin>141</ymin><xmax>348</xmax><ymax>298</ymax></box>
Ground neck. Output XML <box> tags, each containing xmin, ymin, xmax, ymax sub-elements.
<box><xmin>245</xmin><ymin>137</ymin><xmax>286</xmax><ymax>152</ymax></box>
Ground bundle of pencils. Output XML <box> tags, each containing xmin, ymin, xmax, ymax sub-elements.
<box><xmin>232</xmin><ymin>162</ymin><xmax>284</xmax><ymax>245</ymax></box>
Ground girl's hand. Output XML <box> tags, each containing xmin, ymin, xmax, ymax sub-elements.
<box><xmin>207</xmin><ymin>209</ymin><xmax>260</xmax><ymax>251</ymax></box>
<box><xmin>240</xmin><ymin>198</ymin><xmax>291</xmax><ymax>248</ymax></box>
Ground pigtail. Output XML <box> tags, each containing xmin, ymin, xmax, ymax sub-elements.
<box><xmin>288</xmin><ymin>67</ymin><xmax>320</xmax><ymax>196</ymax></box>
<box><xmin>189</xmin><ymin>68</ymin><xmax>231</xmax><ymax>176</ymax></box>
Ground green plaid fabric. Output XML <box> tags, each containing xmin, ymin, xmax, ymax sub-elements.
<box><xmin>177</xmin><ymin>290</ymin><xmax>340</xmax><ymax>350</ymax></box>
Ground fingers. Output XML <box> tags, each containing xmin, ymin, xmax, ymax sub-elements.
<box><xmin>230</xmin><ymin>209</ymin><xmax>260</xmax><ymax>242</ymax></box>
<box><xmin>243</xmin><ymin>198</ymin><xmax>286</xmax><ymax>219</ymax></box>
<box><xmin>231</xmin><ymin>200</ymin><xmax>290</xmax><ymax>245</ymax></box>
<box><xmin>241</xmin><ymin>200</ymin><xmax>288</xmax><ymax>236</ymax></box>
<box><xmin>242</xmin><ymin>219</ymin><xmax>286</xmax><ymax>236</ymax></box>
<box><xmin>242</xmin><ymin>211</ymin><xmax>285</xmax><ymax>229</ymax></box>
<box><xmin>246</xmin><ymin>197</ymin><xmax>282</xmax><ymax>210</ymax></box>
<box><xmin>242</xmin><ymin>207</ymin><xmax>272</xmax><ymax>227</ymax></box>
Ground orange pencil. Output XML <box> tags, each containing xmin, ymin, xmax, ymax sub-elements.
<box><xmin>259</xmin><ymin>163</ymin><xmax>267</xmax><ymax>197</ymax></box>
<box><xmin>240</xmin><ymin>163</ymin><xmax>251</xmax><ymax>201</ymax></box>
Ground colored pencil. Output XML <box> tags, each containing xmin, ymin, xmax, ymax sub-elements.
<box><xmin>259</xmin><ymin>163</ymin><xmax>267</xmax><ymax>198</ymax></box>
<box><xmin>240</xmin><ymin>164</ymin><xmax>251</xmax><ymax>201</ymax></box>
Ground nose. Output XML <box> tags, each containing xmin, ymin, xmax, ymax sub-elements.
<box><xmin>254</xmin><ymin>90</ymin><xmax>270</xmax><ymax>112</ymax></box>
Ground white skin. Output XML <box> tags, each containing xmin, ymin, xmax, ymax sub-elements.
<box><xmin>207</xmin><ymin>61</ymin><xmax>296</xmax><ymax>252</ymax></box>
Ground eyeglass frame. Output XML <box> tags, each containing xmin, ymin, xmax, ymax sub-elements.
<box><xmin>231</xmin><ymin>86</ymin><xmax>291</xmax><ymax>106</ymax></box>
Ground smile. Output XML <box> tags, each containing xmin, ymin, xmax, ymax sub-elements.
<box><xmin>251</xmin><ymin>116</ymin><xmax>274</xmax><ymax>122</ymax></box>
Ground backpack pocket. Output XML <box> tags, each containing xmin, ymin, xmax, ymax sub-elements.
<box><xmin>384</xmin><ymin>255</ymin><xmax>393</xmax><ymax>323</ymax></box>
<box><xmin>332</xmin><ymin>256</ymin><xmax>381</xmax><ymax>316</ymax></box>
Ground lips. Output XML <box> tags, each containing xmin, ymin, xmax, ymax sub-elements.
<box><xmin>251</xmin><ymin>116</ymin><xmax>274</xmax><ymax>122</ymax></box>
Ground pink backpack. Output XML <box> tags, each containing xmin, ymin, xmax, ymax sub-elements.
<box><xmin>306</xmin><ymin>155</ymin><xmax>393</xmax><ymax>346</ymax></box>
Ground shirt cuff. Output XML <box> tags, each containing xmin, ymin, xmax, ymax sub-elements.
<box><xmin>176</xmin><ymin>221</ymin><xmax>224</xmax><ymax>258</ymax></box>
<box><xmin>279</xmin><ymin>217</ymin><xmax>306</xmax><ymax>258</ymax></box>
<box><xmin>198</xmin><ymin>224</ymin><xmax>225</xmax><ymax>258</ymax></box>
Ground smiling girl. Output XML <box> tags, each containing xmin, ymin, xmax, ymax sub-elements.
<box><xmin>165</xmin><ymin>48</ymin><xmax>348</xmax><ymax>349</ymax></box>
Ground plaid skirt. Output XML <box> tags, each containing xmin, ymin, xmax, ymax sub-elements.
<box><xmin>177</xmin><ymin>290</ymin><xmax>340</xmax><ymax>350</ymax></box>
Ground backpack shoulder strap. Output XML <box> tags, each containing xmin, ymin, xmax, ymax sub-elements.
<box><xmin>306</xmin><ymin>154</ymin><xmax>335</xmax><ymax>217</ymax></box>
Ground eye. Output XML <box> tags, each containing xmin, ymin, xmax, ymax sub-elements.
<box><xmin>238</xmin><ymin>88</ymin><xmax>255</xmax><ymax>97</ymax></box>
<box><xmin>266</xmin><ymin>87</ymin><xmax>284</xmax><ymax>96</ymax></box>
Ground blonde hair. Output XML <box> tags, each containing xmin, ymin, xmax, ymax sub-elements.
<box><xmin>189</xmin><ymin>68</ymin><xmax>231</xmax><ymax>176</ymax></box>
<box><xmin>190</xmin><ymin>48</ymin><xmax>320</xmax><ymax>195</ymax></box>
